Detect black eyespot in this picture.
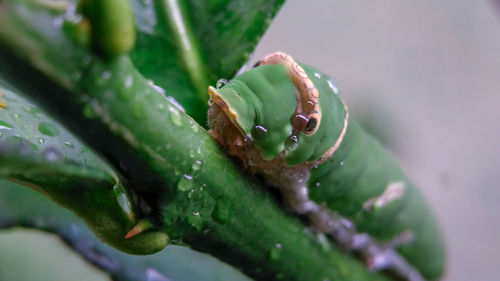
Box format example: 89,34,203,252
304,117,317,132
252,61,261,68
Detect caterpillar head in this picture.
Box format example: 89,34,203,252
208,54,348,168
208,64,296,165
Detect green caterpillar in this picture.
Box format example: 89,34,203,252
208,52,445,281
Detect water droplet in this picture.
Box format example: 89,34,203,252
212,199,233,224
192,160,202,170
216,79,228,89
191,124,199,133
146,80,163,94
340,161,344,166
188,189,196,198
145,268,170,281
167,96,185,112
187,210,202,229
124,74,134,88
95,71,111,86
189,121,199,133
64,141,74,148
13,113,21,119
0,120,13,130
38,122,60,137
315,182,321,187
44,148,61,162
118,75,135,100
101,71,112,80
314,72,321,79
168,105,182,126
304,101,315,111
251,125,268,140
285,135,299,152
291,114,308,131
177,174,193,192
37,138,45,144
115,190,134,221
269,244,282,260
158,103,165,110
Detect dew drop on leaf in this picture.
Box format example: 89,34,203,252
44,148,61,162
192,160,202,171
177,174,193,192
269,243,282,261
216,79,228,89
168,105,182,126
124,74,134,89
64,141,74,148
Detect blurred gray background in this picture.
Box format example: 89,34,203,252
1,0,499,280
253,0,500,280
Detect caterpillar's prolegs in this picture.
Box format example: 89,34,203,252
280,181,425,281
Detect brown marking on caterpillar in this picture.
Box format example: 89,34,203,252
363,182,406,211
257,52,321,135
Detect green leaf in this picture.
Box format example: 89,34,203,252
129,0,285,124
0,179,251,281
